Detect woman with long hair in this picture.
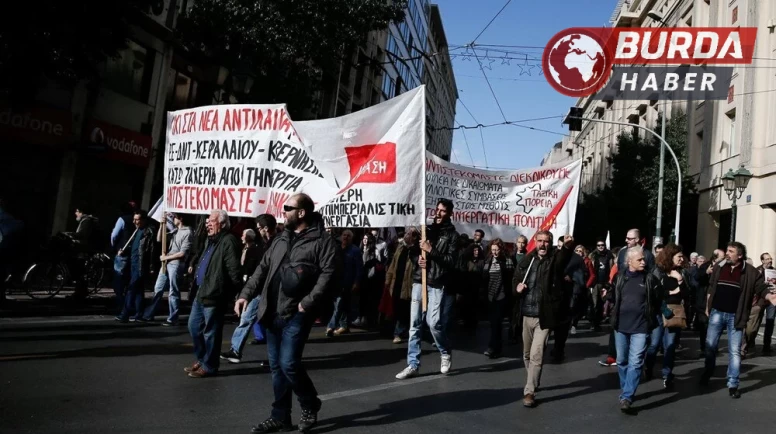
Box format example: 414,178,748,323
645,243,688,388
355,232,384,328
482,238,515,358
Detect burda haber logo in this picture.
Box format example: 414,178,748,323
542,27,757,100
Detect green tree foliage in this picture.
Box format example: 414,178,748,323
177,0,407,117
574,110,697,249
0,1,155,100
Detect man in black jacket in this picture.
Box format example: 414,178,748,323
236,194,339,434
395,198,460,380
610,246,663,413
184,210,242,378
513,230,574,408
590,239,615,331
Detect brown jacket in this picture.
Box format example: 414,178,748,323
385,243,414,301
707,261,769,329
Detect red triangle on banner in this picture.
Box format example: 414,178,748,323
526,185,574,254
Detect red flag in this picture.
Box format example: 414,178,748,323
526,186,575,253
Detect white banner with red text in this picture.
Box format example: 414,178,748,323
162,86,425,227
424,152,582,242
295,86,425,228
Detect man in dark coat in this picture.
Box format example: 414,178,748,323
513,231,574,408
236,194,340,433
184,210,243,378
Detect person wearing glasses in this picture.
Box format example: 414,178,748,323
236,194,339,433
617,229,655,272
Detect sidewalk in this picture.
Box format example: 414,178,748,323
0,289,192,320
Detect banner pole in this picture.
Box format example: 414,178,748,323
421,224,427,313
161,210,168,275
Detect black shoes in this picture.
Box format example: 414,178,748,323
220,349,242,364
298,409,318,432
619,399,633,414
729,388,741,399
250,418,293,433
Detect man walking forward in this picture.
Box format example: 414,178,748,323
395,198,460,379
513,231,574,408
236,194,339,433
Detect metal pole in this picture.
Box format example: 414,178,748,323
570,116,682,243
656,102,666,242
730,196,737,242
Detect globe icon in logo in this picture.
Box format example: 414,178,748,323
542,29,612,97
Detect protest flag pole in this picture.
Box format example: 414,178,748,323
161,211,168,275
421,224,428,313
120,228,139,255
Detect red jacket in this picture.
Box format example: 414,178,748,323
584,257,596,287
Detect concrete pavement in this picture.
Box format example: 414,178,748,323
1,317,775,433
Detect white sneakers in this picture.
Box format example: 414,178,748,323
396,355,452,380
441,354,452,374
395,366,420,380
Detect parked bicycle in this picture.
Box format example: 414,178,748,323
21,233,112,300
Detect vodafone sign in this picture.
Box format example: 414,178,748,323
85,119,152,167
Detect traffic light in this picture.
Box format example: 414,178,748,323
563,107,584,132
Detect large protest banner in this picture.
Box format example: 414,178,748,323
425,152,582,242
163,104,336,218
162,87,426,228
295,86,426,228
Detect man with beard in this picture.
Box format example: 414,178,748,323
236,194,339,433
514,230,574,408
617,229,655,272
395,198,460,379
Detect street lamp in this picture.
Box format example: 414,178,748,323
647,10,671,247
231,65,256,96
722,165,753,242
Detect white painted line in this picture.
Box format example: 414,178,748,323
319,357,519,401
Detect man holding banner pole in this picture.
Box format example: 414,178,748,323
513,231,575,408
396,198,459,380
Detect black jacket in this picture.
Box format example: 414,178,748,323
610,269,663,332
240,213,340,322
706,261,769,329
192,231,243,307
590,249,614,286
512,245,574,330
412,220,460,289
122,226,155,277
242,243,263,279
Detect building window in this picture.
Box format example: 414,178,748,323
102,40,155,102
726,110,736,157
382,74,395,100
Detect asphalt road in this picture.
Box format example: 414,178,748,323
1,315,774,434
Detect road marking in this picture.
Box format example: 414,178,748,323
0,353,57,361
319,357,519,401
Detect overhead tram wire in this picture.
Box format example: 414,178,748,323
470,0,513,44
457,98,489,168
455,120,477,165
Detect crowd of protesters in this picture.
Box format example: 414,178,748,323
3,195,776,430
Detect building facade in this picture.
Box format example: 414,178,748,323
315,1,456,160
540,0,776,260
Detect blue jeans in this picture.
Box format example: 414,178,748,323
614,331,648,402
327,289,350,329
645,315,678,380
119,273,145,320
188,300,225,373
266,312,321,422
704,308,743,388
407,283,453,369
231,297,262,354
143,262,181,322
394,320,408,338
113,256,129,313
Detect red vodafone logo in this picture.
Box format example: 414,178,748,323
542,28,613,98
